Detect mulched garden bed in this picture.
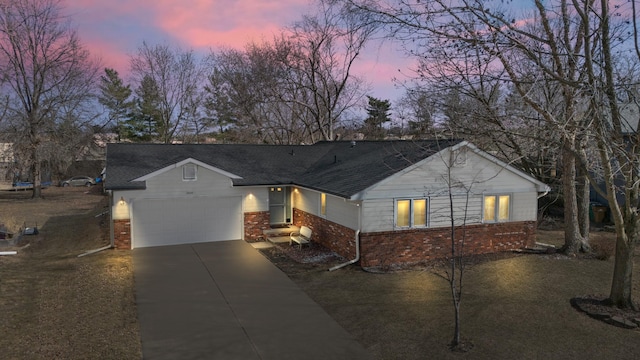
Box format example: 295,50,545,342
571,295,640,330
272,241,345,263
258,240,347,273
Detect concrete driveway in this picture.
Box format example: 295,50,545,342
133,240,371,360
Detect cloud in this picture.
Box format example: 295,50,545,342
67,0,402,98
115,0,311,50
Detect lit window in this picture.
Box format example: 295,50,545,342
396,198,428,228
484,196,496,221
498,195,510,221
413,199,427,227
484,195,510,222
183,164,197,181
397,200,410,227
321,193,326,216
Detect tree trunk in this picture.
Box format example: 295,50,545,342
32,159,42,199
30,126,43,199
609,219,638,310
561,147,588,254
452,296,460,347
576,156,590,243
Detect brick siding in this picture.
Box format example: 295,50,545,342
293,208,356,259
113,219,131,249
244,211,270,242
114,206,536,268
359,221,537,268
292,208,536,268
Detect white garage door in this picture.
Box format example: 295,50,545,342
131,196,242,248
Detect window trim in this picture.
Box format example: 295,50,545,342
182,164,197,181
395,198,429,229
483,194,511,223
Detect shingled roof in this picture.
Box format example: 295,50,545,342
105,139,463,198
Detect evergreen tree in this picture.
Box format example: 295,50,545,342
126,75,162,142
98,68,133,141
364,96,391,139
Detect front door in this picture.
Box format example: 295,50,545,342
269,187,289,224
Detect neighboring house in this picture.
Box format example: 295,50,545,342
590,102,639,210
76,133,118,161
105,140,550,268
0,143,14,190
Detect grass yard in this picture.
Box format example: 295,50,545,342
0,186,141,359
263,230,640,360
1,187,638,359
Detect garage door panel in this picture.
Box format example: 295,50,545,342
132,196,242,248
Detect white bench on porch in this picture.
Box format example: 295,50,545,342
290,226,312,249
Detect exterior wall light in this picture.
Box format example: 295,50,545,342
119,197,125,205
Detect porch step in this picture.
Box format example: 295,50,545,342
262,225,299,237
262,225,298,245
267,236,291,245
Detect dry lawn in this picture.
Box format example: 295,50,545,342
264,229,640,360
0,186,141,359
2,187,639,360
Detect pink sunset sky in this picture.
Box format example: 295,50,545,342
67,0,411,102
67,0,635,105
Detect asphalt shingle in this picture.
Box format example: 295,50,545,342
105,139,463,198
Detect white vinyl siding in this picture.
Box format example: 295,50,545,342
363,148,531,200
361,199,394,232
294,188,359,229
295,188,320,214
426,195,483,228
112,166,269,247
135,165,267,211
360,147,542,232
511,192,538,221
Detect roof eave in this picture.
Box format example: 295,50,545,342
105,181,147,191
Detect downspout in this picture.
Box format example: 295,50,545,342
537,189,550,199
78,245,112,257
329,201,362,271
78,191,115,257
109,191,115,248
329,230,360,271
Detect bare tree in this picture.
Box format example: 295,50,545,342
439,148,476,350
587,0,639,310
421,142,514,350
0,0,99,198
286,0,375,142
207,40,311,144
130,42,205,144
345,0,596,251
204,0,373,144
396,88,437,137
344,0,638,309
